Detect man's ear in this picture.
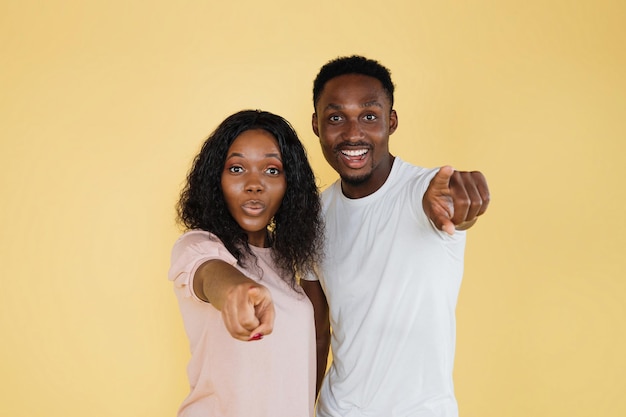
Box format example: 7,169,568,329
389,109,398,135
312,112,320,137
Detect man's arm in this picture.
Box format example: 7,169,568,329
422,165,490,234
301,279,330,396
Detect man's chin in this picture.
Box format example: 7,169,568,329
340,172,372,187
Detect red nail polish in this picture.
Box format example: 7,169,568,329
249,333,263,341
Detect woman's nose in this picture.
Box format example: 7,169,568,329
245,173,263,193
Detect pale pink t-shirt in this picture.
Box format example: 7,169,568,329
168,230,316,417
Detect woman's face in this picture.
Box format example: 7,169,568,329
221,129,287,247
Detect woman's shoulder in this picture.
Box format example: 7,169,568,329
175,229,220,245
172,230,232,262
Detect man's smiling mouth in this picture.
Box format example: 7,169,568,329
340,149,368,160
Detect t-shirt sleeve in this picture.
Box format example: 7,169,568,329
168,231,238,300
300,265,320,282
408,166,439,220
410,166,439,205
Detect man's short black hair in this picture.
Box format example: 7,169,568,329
313,55,395,110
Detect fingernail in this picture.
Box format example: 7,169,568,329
249,333,263,341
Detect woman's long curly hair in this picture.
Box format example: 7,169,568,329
177,110,324,287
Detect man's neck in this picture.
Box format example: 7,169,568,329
341,154,395,199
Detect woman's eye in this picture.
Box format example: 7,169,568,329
228,166,244,173
266,167,281,175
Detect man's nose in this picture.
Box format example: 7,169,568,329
343,119,364,141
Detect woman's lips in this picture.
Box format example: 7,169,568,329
241,200,266,216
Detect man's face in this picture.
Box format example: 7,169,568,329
312,74,397,198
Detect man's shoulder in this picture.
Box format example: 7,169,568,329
320,179,341,200
394,157,428,175
391,157,437,187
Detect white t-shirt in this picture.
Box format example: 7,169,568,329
308,158,466,417
169,230,316,417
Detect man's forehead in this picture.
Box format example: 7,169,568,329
322,100,384,111
321,76,387,98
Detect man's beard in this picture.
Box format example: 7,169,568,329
340,171,372,186
337,151,375,186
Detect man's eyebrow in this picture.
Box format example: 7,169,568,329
324,103,343,111
361,101,383,109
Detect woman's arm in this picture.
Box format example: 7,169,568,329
193,259,275,341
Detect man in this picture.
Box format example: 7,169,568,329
302,55,490,417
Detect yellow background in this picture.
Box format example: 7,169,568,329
2,1,625,416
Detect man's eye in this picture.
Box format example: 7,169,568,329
329,115,342,122
364,114,377,121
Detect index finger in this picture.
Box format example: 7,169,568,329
248,303,275,341
246,286,275,340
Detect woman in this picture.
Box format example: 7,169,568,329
169,110,329,417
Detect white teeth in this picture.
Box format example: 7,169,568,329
341,149,368,157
